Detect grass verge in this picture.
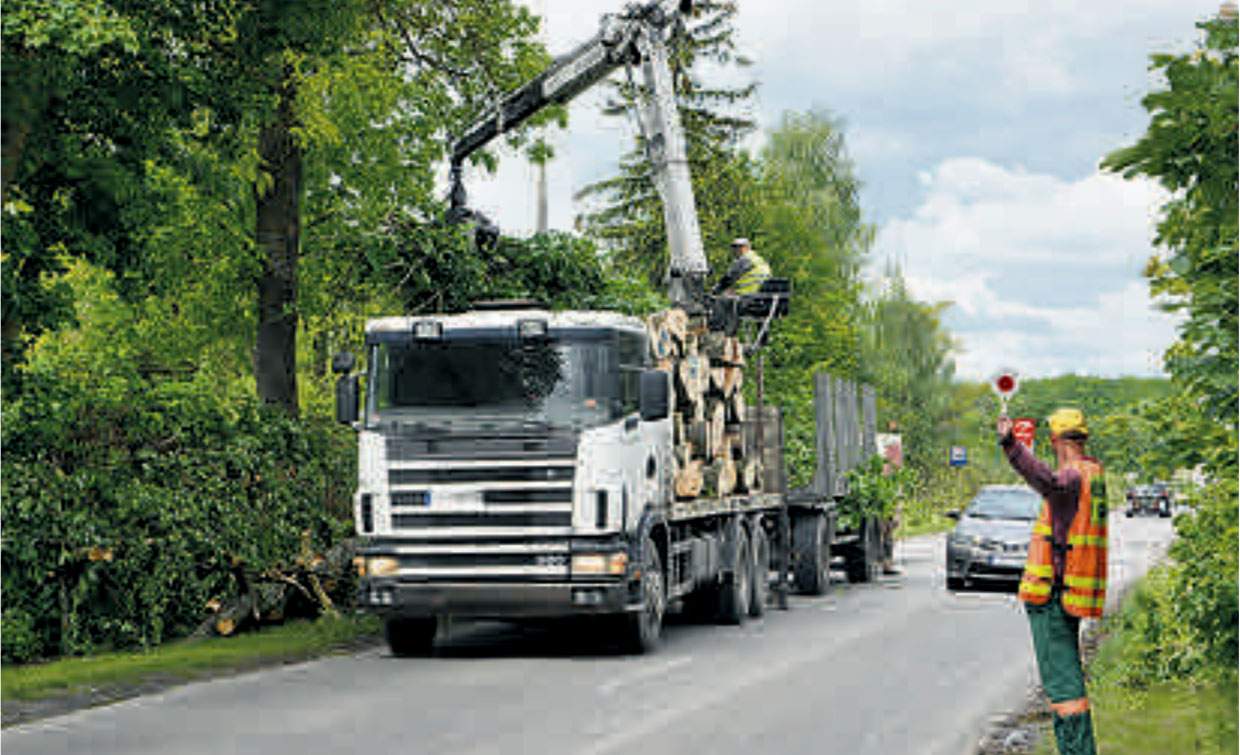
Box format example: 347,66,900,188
1,614,381,706
1031,680,1237,755
1031,574,1238,755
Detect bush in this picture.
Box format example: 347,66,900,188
1100,478,1238,687
1,368,355,662
838,455,910,531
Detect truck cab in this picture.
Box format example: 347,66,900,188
343,305,672,651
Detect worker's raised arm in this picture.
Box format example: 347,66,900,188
999,430,1081,502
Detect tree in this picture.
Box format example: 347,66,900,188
859,264,957,473
576,0,756,283
1,1,242,392
1102,15,1238,438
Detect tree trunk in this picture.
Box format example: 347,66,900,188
254,70,302,415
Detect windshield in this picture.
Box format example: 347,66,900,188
365,329,644,431
965,489,1041,520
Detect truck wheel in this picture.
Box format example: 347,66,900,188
620,534,665,654
385,617,437,657
717,526,751,624
946,576,965,591
1125,509,1134,518
846,517,880,584
748,522,770,618
793,512,830,596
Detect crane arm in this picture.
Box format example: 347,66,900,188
448,0,710,303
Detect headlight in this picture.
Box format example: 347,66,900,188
366,556,400,577
572,552,628,576
948,533,980,547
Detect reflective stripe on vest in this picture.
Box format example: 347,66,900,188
734,251,771,294
1064,574,1107,590
1069,533,1107,547
1063,593,1106,611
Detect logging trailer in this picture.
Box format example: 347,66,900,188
333,0,889,655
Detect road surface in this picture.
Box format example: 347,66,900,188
3,513,1172,755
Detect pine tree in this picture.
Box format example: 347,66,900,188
575,1,757,284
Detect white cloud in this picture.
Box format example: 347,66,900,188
876,157,1179,380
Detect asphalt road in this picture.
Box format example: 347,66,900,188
4,513,1172,755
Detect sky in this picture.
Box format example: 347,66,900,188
457,0,1225,382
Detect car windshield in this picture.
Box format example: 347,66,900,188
965,489,1041,520
364,328,644,431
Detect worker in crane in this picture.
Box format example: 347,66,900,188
997,408,1106,755
713,238,770,296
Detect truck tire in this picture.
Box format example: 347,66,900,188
748,522,769,618
619,534,665,654
846,517,880,584
385,617,437,657
793,511,830,596
717,526,751,624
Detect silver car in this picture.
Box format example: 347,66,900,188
945,485,1041,591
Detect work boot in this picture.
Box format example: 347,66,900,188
1052,710,1096,755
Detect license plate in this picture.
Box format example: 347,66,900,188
989,554,1023,568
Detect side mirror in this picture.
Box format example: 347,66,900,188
336,374,359,425
944,510,961,520
639,370,670,422
331,351,356,375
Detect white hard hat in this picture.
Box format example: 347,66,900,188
731,237,750,248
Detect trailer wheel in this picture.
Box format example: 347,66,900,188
717,526,751,624
385,617,437,657
846,517,880,583
619,534,665,654
748,522,770,618
793,512,830,596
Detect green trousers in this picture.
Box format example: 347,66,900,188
1026,590,1097,755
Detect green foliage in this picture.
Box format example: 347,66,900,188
1,366,355,662
1102,16,1238,428
1165,478,1239,676
859,266,956,473
1095,479,1238,690
749,112,873,490
838,456,911,531
1,268,355,662
576,0,756,283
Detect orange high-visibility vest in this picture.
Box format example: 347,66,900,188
1018,457,1108,618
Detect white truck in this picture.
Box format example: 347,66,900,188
333,0,887,655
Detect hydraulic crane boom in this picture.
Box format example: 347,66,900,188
448,0,709,304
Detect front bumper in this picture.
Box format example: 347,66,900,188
358,578,632,619
946,542,1026,583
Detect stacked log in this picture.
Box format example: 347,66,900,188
648,308,760,501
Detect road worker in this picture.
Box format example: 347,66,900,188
997,408,1106,755
713,238,770,295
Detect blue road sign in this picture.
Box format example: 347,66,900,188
949,445,968,467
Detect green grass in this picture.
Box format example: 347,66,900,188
1,614,381,704
1031,680,1238,755
1031,576,1239,755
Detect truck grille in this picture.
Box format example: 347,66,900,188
391,512,572,529
389,466,574,485
380,434,579,580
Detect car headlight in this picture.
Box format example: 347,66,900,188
948,533,979,547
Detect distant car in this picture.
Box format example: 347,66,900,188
1126,483,1172,518
945,485,1041,591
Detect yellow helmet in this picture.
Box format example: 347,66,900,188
1048,408,1088,438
